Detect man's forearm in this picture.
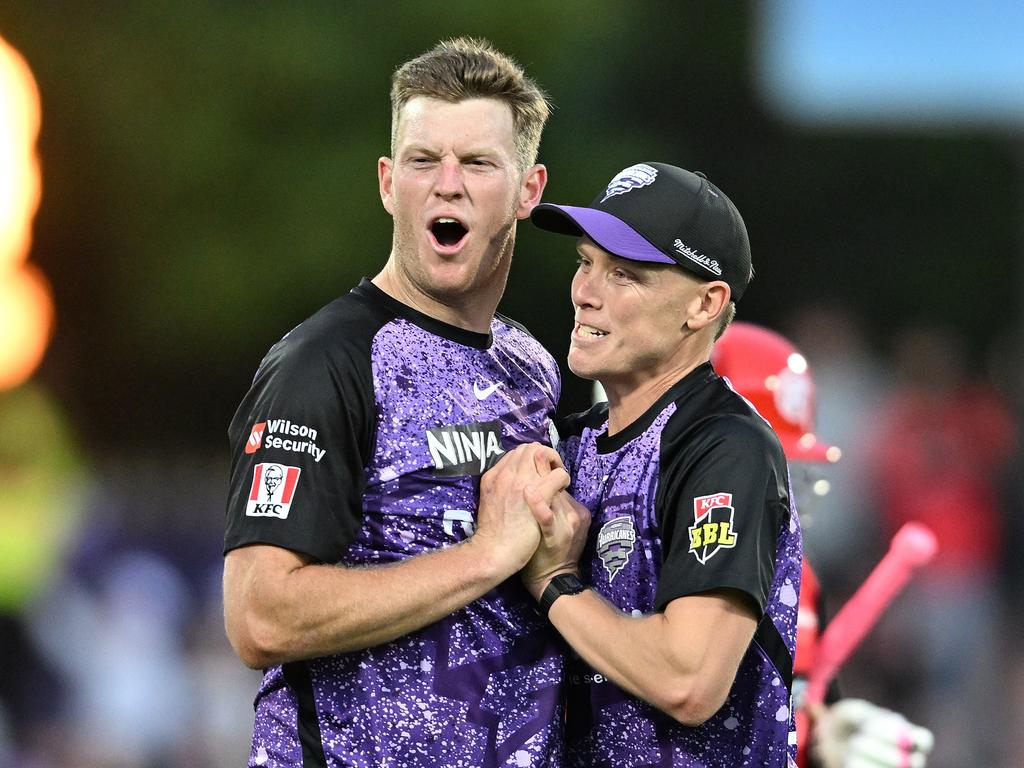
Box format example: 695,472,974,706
546,588,756,725
547,590,687,707
225,538,513,668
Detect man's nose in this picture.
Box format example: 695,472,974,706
571,270,602,311
434,160,464,200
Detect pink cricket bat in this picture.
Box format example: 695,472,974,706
805,521,938,706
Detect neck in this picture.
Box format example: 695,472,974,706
603,355,708,436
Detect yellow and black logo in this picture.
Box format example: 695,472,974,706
688,492,739,564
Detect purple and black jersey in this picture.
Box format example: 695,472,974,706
558,363,802,768
225,279,565,767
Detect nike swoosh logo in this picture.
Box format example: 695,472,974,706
473,382,502,400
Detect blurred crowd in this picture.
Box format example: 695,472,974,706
1,305,1023,768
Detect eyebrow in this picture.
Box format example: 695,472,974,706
401,145,442,158
575,243,632,267
401,145,503,161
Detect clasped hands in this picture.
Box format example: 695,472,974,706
478,442,591,599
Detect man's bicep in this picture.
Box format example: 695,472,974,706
654,418,787,613
662,588,758,670
224,345,373,563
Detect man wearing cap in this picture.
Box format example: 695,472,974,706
514,162,802,766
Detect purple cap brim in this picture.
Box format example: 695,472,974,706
532,204,675,264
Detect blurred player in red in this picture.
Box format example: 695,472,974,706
712,322,934,768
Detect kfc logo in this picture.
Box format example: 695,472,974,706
245,463,301,519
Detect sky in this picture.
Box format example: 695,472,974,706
758,0,1024,127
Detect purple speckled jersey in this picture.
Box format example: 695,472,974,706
557,363,802,768
225,279,565,767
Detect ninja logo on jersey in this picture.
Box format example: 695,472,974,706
426,420,505,476
246,463,301,519
688,492,738,564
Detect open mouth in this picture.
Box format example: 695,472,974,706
576,323,608,338
430,217,469,249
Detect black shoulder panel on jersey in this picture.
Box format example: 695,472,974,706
655,371,787,532
652,368,791,615
224,279,398,563
494,311,533,338
557,401,609,440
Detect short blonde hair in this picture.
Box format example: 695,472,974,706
390,37,552,169
714,302,736,341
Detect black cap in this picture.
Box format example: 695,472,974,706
531,162,752,301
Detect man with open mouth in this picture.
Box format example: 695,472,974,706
223,38,572,768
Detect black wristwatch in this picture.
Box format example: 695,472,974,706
538,573,588,618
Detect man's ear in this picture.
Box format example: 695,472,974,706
686,281,731,330
378,156,395,215
515,163,548,220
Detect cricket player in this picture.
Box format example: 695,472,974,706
514,162,803,766
222,38,572,767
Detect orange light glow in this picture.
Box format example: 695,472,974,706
0,35,41,272
0,264,53,390
0,33,51,390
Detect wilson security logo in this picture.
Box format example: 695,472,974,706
597,516,636,581
244,418,326,462
601,163,658,202
246,463,301,519
426,420,505,476
688,492,738,564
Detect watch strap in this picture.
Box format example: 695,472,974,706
538,573,587,618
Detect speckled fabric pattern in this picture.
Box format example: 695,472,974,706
246,312,564,768
558,368,802,768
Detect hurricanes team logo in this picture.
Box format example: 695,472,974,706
600,163,658,202
688,492,738,564
597,516,637,581
245,463,301,519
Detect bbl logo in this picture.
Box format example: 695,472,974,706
245,463,301,519
688,492,738,564
597,516,636,581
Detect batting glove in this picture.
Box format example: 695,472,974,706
812,698,934,768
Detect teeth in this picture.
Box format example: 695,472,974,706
578,324,608,337
436,217,459,224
